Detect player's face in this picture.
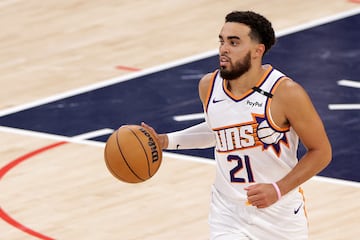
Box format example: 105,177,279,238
220,51,251,80
218,22,253,80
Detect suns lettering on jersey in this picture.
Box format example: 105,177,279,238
213,113,289,156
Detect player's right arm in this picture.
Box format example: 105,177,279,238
142,73,215,150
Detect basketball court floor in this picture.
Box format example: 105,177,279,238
0,1,359,239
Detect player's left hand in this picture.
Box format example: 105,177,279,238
245,183,279,208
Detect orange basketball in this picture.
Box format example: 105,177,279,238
104,125,162,183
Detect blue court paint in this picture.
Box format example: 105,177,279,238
1,14,359,182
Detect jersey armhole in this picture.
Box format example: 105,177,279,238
204,70,218,113
266,77,290,132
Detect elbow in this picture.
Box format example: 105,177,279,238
322,142,332,168
309,141,332,170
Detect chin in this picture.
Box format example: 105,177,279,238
220,65,230,73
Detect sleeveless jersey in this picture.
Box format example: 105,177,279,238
204,65,299,200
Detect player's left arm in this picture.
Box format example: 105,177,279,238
276,79,332,196
246,78,332,208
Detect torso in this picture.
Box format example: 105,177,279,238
202,65,300,199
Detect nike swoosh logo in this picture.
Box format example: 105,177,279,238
294,203,303,214
212,98,226,104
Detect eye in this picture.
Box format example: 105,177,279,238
231,41,238,46
219,39,225,45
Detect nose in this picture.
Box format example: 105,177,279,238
219,43,229,55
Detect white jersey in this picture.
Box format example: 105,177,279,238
204,65,299,200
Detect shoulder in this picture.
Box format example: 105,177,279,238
273,77,318,124
199,71,217,104
274,77,310,104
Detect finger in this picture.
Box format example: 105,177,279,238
141,122,163,145
247,193,263,207
249,198,267,208
244,183,259,192
141,122,156,134
247,194,261,203
248,199,260,207
255,203,267,209
246,188,260,198
256,201,269,208
141,122,150,129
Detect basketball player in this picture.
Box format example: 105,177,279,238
142,11,332,240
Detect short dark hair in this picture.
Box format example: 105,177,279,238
225,11,276,55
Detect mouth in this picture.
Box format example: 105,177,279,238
219,56,230,68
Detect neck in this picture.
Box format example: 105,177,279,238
226,65,268,96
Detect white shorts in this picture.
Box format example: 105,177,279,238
208,185,308,240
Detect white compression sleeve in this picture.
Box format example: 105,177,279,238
166,122,216,150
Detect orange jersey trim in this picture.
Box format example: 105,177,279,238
223,65,273,101
204,70,219,112
266,77,290,132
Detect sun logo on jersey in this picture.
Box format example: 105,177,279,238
255,116,288,156
214,114,288,157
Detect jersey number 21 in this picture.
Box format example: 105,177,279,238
227,155,255,183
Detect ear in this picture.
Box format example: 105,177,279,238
253,43,265,58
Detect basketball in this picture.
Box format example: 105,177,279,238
104,125,162,183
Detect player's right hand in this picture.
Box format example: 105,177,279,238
141,122,169,149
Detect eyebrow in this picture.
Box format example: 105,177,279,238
218,35,241,40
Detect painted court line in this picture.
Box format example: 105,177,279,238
338,79,360,88
0,141,65,240
115,65,141,71
1,135,359,240
0,124,359,238
328,104,360,110
168,150,360,188
0,8,359,118
328,79,359,110
0,128,116,239
0,126,106,147
0,7,359,240
72,128,114,140
0,50,216,117
173,113,205,121
0,126,359,188
275,7,360,37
